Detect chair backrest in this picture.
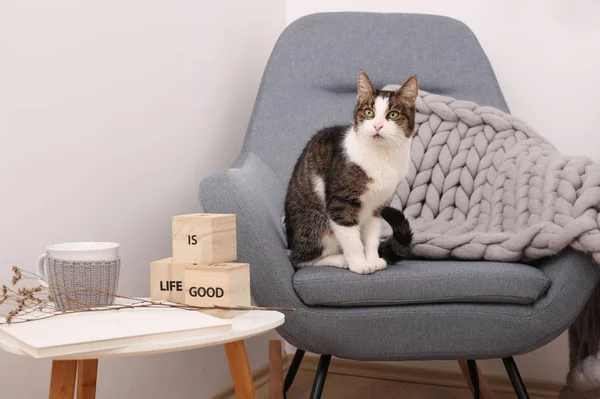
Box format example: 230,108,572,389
241,12,509,184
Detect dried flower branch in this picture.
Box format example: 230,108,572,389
11,266,22,285
0,267,294,326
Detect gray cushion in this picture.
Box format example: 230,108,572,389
294,260,550,306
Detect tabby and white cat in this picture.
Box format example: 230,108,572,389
285,71,416,274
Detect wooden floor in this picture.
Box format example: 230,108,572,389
256,370,546,399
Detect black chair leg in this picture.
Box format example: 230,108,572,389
467,360,480,399
309,355,332,399
283,349,305,397
503,357,530,399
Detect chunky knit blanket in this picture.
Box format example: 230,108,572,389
382,88,600,265
382,86,600,398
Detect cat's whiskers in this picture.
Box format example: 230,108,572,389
383,133,411,154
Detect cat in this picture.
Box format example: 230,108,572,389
284,70,416,274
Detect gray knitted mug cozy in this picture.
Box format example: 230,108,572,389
46,256,120,310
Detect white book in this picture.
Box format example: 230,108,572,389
0,305,232,359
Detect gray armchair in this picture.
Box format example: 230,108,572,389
200,13,600,398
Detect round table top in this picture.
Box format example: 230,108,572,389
0,310,285,360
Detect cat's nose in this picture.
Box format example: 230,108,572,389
374,123,383,132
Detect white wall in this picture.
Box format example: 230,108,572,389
287,0,600,160
286,0,600,383
0,1,284,398
1,0,596,394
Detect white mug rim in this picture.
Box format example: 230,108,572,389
46,242,120,252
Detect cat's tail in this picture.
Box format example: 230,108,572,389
378,206,413,264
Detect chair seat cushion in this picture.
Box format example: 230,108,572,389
293,259,551,306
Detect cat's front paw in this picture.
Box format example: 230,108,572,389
368,257,388,271
349,257,386,275
349,261,375,274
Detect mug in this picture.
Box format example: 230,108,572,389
37,242,119,287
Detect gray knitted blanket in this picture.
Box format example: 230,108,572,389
382,87,600,398
384,88,600,265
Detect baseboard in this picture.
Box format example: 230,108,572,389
211,356,290,399
299,355,563,398
213,354,564,398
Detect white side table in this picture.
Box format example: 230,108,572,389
0,309,284,399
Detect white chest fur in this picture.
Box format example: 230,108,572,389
344,128,411,218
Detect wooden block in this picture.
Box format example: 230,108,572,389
184,263,250,309
150,258,172,302
150,257,195,304
172,213,236,264
151,258,250,317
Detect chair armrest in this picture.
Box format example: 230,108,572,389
199,152,303,310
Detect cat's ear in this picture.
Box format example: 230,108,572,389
357,70,376,103
395,75,419,106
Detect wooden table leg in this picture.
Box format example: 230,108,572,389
458,360,496,399
49,360,77,399
224,340,256,399
269,340,283,399
77,359,99,399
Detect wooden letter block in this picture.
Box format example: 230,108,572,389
172,213,236,264
150,257,188,304
185,263,250,309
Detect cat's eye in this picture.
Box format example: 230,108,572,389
387,111,400,120
363,109,375,119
